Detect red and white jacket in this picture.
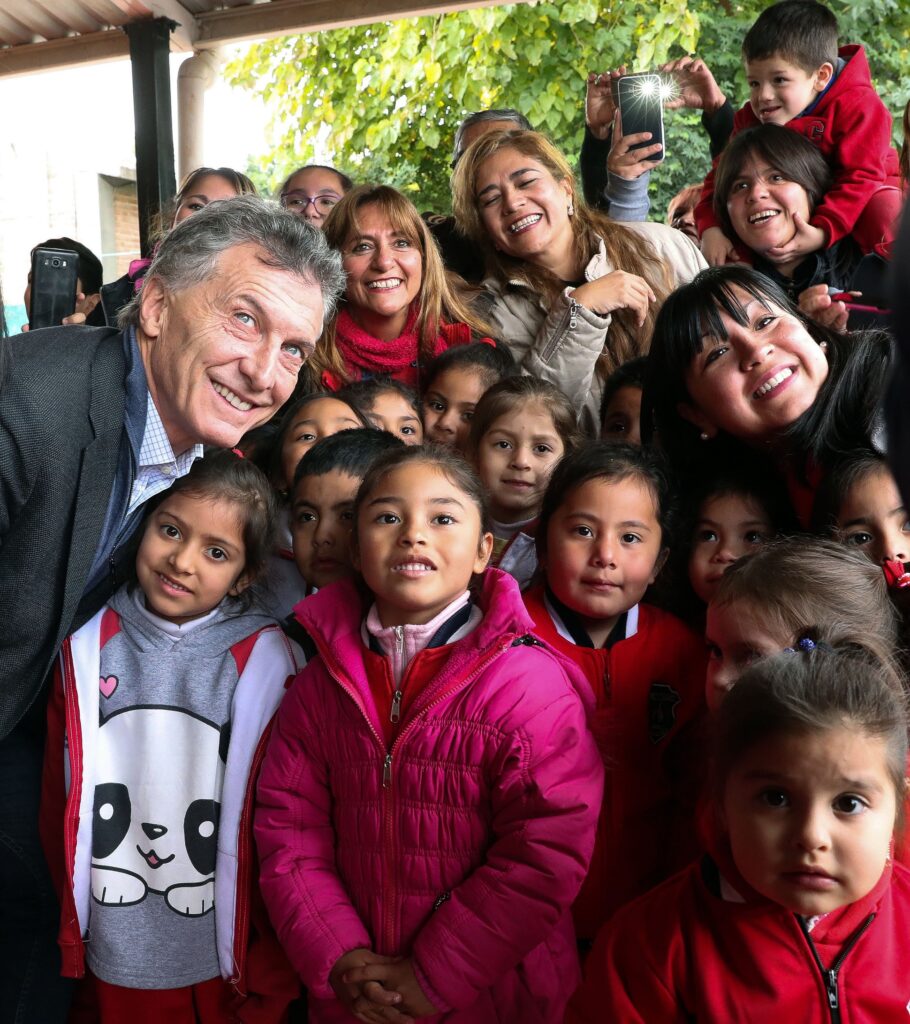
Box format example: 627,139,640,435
40,604,298,1011
568,846,910,1023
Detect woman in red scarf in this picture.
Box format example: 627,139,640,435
312,184,493,390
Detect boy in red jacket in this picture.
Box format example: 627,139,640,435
697,0,901,266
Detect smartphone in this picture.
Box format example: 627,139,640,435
615,72,665,163
29,247,79,331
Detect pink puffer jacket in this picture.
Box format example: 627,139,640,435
254,569,603,1023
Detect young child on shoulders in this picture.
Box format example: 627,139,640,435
43,450,300,1021
261,392,367,620
421,341,517,452
468,376,579,590
600,356,646,445
287,426,404,605
523,442,708,940
697,0,902,264
255,444,603,1023
336,376,424,445
570,646,910,1022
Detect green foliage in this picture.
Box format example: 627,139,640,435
226,0,910,220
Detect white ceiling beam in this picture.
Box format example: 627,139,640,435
195,0,533,47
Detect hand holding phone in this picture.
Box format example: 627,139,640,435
613,73,666,164
28,248,79,331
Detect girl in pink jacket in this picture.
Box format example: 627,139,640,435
254,445,603,1023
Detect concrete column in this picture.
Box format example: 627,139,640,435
177,50,221,183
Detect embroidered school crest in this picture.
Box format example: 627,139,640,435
648,683,681,744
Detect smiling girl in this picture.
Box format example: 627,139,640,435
43,451,299,1022
255,445,602,1023
645,265,893,526
570,647,910,1023
311,185,493,389
524,443,708,940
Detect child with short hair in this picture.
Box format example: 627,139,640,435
570,647,910,1022
697,0,902,263
524,443,708,939
599,357,646,445
43,450,299,1022
336,376,424,444
255,444,602,1023
289,427,405,597
468,376,579,589
421,341,517,452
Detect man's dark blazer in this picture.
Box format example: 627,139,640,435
0,325,128,738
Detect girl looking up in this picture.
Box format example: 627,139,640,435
255,445,602,1024
43,451,299,1021
570,648,910,1023
468,376,579,589
336,376,424,445
524,443,707,939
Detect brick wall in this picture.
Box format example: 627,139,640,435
112,183,140,278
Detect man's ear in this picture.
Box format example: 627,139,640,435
138,276,167,339
677,402,718,439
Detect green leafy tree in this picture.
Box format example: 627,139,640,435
227,0,910,218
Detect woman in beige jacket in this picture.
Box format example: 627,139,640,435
452,130,706,435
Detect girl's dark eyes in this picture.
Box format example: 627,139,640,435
620,533,641,544
696,528,719,543
533,444,554,455
845,531,873,546
401,425,417,435
834,794,866,815
296,511,317,524
754,315,777,330
759,788,789,808
376,512,400,525
432,514,456,525
572,525,594,538
162,524,181,539
493,439,512,449
744,530,766,544
296,432,317,443
704,345,728,365
207,547,227,561
427,400,445,412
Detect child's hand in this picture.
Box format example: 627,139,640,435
765,212,827,262
700,227,740,266
330,947,405,1020
572,271,657,326
659,55,726,115
343,956,438,1020
586,67,626,140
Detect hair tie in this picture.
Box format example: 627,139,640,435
230,448,245,459
784,636,833,654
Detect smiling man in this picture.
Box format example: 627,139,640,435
0,194,344,1021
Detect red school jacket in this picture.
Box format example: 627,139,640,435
523,587,707,939
696,45,901,247
568,850,910,1023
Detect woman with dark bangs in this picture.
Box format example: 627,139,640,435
643,266,891,526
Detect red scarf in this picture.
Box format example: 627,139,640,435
331,303,472,389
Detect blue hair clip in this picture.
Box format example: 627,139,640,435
784,636,818,654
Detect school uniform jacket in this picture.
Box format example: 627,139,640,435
40,602,298,1012
567,851,910,1023
523,586,707,938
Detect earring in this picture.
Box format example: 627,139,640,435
699,432,709,441
819,341,828,352
567,200,575,217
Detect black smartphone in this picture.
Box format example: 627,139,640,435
615,72,665,163
29,247,79,331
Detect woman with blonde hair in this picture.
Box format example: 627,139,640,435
311,184,493,389
451,130,706,434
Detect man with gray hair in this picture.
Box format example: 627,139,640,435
0,194,344,1021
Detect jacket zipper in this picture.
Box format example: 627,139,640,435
390,626,404,725
797,913,875,1022
60,642,87,973
539,301,573,363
